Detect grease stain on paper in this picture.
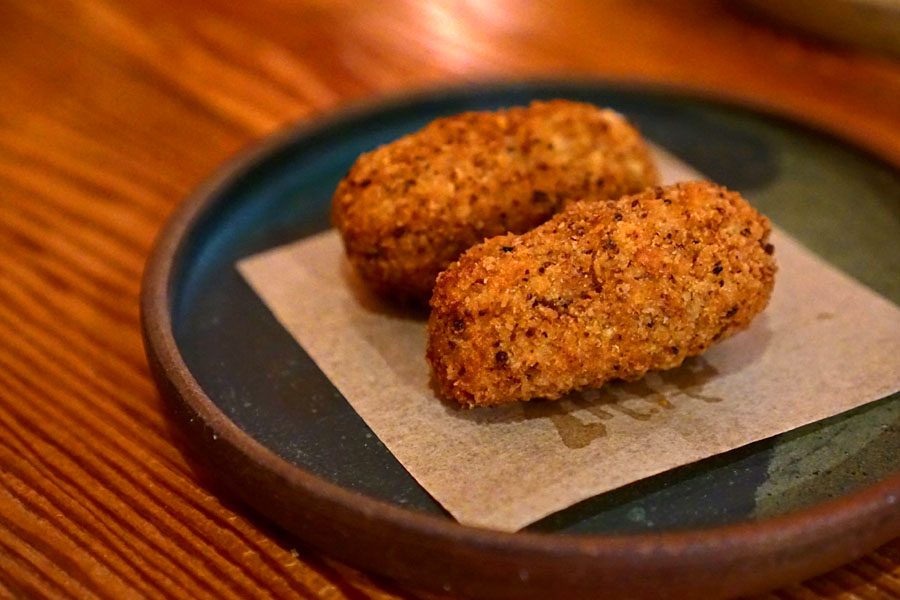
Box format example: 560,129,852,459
523,357,722,449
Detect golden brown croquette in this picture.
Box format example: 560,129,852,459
426,181,776,407
332,100,659,302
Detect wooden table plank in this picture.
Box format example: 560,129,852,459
1,0,899,598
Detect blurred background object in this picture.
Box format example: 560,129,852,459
736,0,900,57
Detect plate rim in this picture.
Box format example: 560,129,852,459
141,77,900,600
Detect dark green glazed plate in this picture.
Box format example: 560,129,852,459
142,80,900,600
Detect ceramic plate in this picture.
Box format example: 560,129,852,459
142,80,900,600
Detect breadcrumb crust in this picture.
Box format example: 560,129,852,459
332,100,659,302
426,181,776,407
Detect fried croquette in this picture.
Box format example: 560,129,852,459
426,181,776,407
332,100,659,302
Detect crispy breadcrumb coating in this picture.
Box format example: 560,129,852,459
332,100,659,302
426,181,776,407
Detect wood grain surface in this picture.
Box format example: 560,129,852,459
1,0,899,598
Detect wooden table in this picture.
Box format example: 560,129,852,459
2,1,899,597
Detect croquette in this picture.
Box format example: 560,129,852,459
426,181,776,407
332,100,659,302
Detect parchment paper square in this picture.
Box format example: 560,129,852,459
237,149,900,531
